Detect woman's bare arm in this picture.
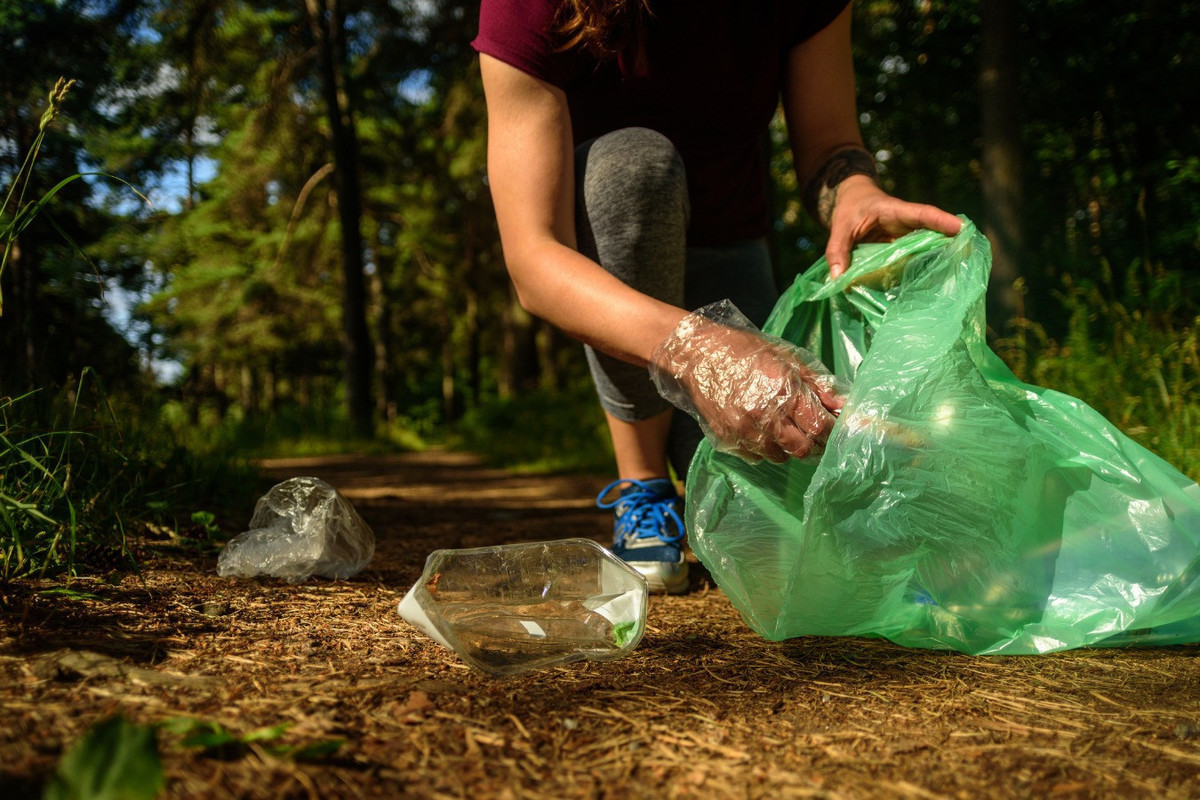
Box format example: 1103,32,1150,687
783,5,960,277
480,53,686,367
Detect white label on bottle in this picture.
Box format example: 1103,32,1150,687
587,592,637,626
520,620,547,638
397,585,454,651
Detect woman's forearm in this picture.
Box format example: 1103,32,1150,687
504,237,687,368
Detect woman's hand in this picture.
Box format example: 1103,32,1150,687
823,175,962,278
781,6,961,280
650,301,846,463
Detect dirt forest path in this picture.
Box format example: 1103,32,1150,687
4,450,1200,799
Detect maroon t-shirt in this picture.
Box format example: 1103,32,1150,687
473,0,850,245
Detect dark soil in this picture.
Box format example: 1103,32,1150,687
3,450,1200,799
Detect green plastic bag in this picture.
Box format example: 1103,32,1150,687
686,217,1200,654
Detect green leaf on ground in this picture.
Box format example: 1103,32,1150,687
162,717,341,762
43,715,163,800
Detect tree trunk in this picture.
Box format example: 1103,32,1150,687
465,285,481,410
980,0,1027,335
1,118,40,392
2,240,27,391
370,260,396,427
500,286,538,399
212,362,231,419
298,372,312,409
536,321,561,392
304,0,374,438
263,362,277,412
240,363,256,414
184,118,196,212
441,332,457,423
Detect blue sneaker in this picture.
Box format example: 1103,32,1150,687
597,478,689,594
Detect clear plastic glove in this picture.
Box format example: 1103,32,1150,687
650,300,847,463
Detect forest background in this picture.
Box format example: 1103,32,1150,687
1,0,1198,579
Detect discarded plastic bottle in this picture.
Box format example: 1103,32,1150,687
398,538,649,677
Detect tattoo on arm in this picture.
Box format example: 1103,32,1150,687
803,148,878,228
817,183,840,229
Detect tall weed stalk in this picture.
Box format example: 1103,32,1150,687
0,77,148,314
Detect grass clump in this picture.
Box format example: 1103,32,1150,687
1,372,263,582
452,383,613,474
156,399,425,461
998,260,1200,481
157,400,424,462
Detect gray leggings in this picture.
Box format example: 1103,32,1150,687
574,127,779,479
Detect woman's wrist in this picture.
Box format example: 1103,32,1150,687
802,148,878,228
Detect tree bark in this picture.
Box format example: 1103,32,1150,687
465,284,481,410
263,362,277,413
304,0,374,438
442,332,458,423
500,285,538,398
980,0,1027,334
2,114,40,392
370,259,396,427
536,322,561,392
240,362,256,414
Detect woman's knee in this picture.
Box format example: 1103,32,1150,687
577,127,688,215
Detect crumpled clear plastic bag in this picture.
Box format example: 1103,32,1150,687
686,217,1200,654
650,300,847,463
217,476,375,583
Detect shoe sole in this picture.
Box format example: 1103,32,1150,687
627,561,690,595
